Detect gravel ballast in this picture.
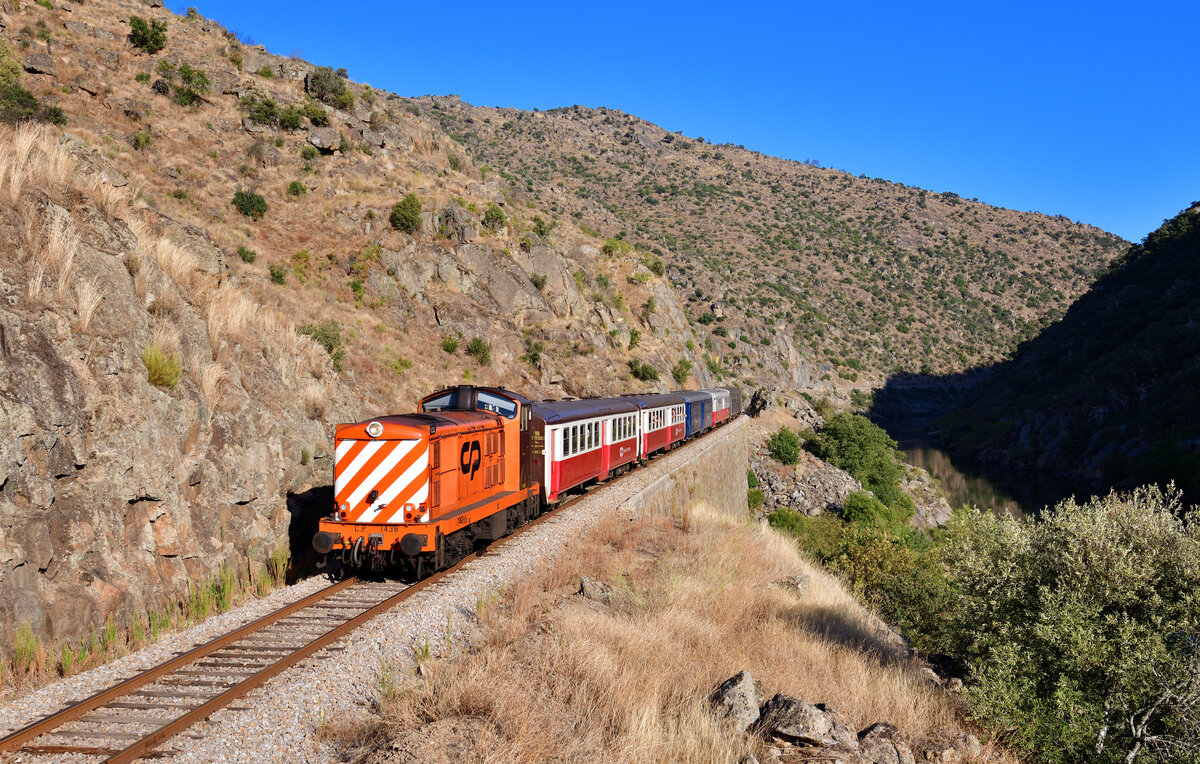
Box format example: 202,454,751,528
0,421,743,763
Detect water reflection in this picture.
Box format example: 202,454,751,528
898,442,1095,518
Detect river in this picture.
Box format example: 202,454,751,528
870,384,1097,517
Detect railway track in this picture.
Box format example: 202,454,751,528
0,422,731,763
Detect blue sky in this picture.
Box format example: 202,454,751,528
192,1,1198,241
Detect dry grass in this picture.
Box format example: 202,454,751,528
302,383,326,420
205,283,258,349
337,508,1006,764
74,278,103,331
199,363,227,408
0,124,74,205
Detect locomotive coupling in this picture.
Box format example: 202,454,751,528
312,531,338,555
400,533,427,556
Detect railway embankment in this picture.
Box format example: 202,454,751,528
0,417,750,762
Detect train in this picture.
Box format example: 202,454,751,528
311,385,743,575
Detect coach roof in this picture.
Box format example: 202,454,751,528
530,397,641,424
622,392,687,409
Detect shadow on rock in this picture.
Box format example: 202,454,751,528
287,485,331,583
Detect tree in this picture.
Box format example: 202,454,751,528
128,16,167,54
389,193,422,233
307,66,347,106
767,426,801,465
941,486,1200,763
809,413,912,516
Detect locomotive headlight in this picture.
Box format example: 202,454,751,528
366,421,384,438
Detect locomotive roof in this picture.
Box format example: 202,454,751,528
530,397,641,423
621,392,687,408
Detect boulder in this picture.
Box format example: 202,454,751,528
63,20,91,35
23,52,55,76
578,575,612,606
247,139,282,168
307,127,339,151
710,671,761,734
770,574,811,598
754,694,836,746
151,78,170,96
858,722,915,764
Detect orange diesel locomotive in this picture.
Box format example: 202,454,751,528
312,386,540,574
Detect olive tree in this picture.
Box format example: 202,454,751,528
941,485,1200,763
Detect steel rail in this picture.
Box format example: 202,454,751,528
0,577,361,754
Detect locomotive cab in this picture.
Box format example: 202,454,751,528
314,386,539,573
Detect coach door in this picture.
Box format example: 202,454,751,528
457,432,486,503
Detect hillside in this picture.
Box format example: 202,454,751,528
426,97,1127,388
938,203,1200,499
0,0,715,656
0,0,1125,658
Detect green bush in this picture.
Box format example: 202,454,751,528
482,203,506,231
769,508,844,561
300,101,328,126
809,413,913,518
308,66,347,106
628,359,659,382
143,344,181,388
286,181,306,197
128,16,167,54
389,193,422,233
840,490,904,532
0,84,39,124
440,336,459,354
939,487,1200,763
627,328,640,350
0,38,21,90
297,320,345,371
447,154,461,171
131,130,152,150
466,337,492,365
300,144,319,160
172,64,208,106
529,273,547,291
278,105,302,130
232,190,268,220
42,106,66,126
242,94,277,125
268,264,287,284
767,426,801,465
236,245,256,263
747,469,759,489
671,358,692,385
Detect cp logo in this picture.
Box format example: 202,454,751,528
460,440,482,479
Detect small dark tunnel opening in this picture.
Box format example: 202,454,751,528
286,485,332,583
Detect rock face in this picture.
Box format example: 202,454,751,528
858,722,916,764
752,448,862,519
0,134,363,649
23,52,55,76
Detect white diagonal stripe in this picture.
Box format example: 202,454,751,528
334,440,384,497
346,440,415,510
376,473,429,524
358,450,428,523
335,439,355,462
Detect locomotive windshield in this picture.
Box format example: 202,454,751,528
476,391,518,419
420,390,457,412
419,388,518,419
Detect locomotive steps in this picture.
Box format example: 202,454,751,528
0,418,749,762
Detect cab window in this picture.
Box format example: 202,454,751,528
476,390,518,419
